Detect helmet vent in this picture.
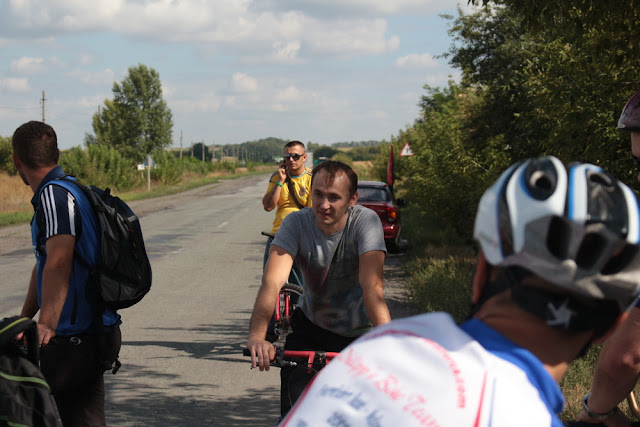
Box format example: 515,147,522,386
547,216,571,260
602,244,639,275
575,233,607,268
524,158,557,200
588,172,613,188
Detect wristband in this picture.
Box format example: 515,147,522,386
582,394,619,421
275,182,283,187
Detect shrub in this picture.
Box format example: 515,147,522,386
60,145,140,191
150,151,183,185
0,136,15,175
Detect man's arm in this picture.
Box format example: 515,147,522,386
262,167,287,211
247,244,294,370
578,307,640,425
359,250,391,326
37,234,75,346
21,264,40,319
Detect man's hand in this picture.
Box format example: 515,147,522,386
262,166,287,211
277,162,287,183
36,323,56,346
246,337,275,371
577,407,632,427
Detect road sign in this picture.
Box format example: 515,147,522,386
400,141,414,157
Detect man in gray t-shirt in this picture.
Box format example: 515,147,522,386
247,160,391,418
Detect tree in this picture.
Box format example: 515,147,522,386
0,136,15,174
445,3,639,181
87,64,173,162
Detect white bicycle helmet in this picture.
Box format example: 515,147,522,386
474,156,640,312
618,90,640,131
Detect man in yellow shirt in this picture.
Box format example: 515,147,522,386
262,140,312,234
261,141,312,336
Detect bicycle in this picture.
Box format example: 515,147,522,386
243,346,339,413
261,231,304,344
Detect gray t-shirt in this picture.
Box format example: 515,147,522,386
272,204,386,336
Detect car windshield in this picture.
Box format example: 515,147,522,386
357,187,390,202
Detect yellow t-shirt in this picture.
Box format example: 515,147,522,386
266,168,313,233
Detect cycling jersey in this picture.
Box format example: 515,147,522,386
280,312,564,427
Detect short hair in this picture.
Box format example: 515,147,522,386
12,121,59,169
284,140,305,152
311,160,358,198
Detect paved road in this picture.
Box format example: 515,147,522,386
0,173,415,426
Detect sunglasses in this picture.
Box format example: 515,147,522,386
284,153,304,161
633,154,640,169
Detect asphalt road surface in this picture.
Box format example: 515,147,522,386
0,173,416,426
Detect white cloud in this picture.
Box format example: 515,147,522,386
396,53,439,69
258,0,465,17
308,19,399,56
275,85,303,103
172,96,223,113
66,68,116,86
232,73,258,92
373,110,389,119
77,95,109,108
10,57,47,74
161,82,176,99
271,40,302,64
77,54,94,65
3,1,401,60
1,77,30,92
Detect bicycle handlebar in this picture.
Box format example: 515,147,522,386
243,347,339,371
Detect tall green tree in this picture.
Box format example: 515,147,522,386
88,64,173,163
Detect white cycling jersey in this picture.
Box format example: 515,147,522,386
280,312,565,427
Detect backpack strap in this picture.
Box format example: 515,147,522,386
285,175,306,210
37,176,93,268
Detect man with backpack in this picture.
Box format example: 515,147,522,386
12,120,122,426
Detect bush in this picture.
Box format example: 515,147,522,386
150,151,183,185
0,136,15,175
181,157,214,174
60,145,140,191
330,152,353,166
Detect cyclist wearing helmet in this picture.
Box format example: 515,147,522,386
579,90,640,427
280,156,640,427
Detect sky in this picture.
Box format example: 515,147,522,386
0,0,473,150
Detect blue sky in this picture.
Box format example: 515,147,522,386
0,0,473,150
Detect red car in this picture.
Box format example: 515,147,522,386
356,181,404,253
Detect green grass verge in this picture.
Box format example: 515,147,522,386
0,169,269,227
0,211,33,227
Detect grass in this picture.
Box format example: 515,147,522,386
0,173,33,226
400,203,640,422
0,166,272,227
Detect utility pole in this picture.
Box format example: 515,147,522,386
40,91,46,122
179,130,183,159
202,140,205,163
